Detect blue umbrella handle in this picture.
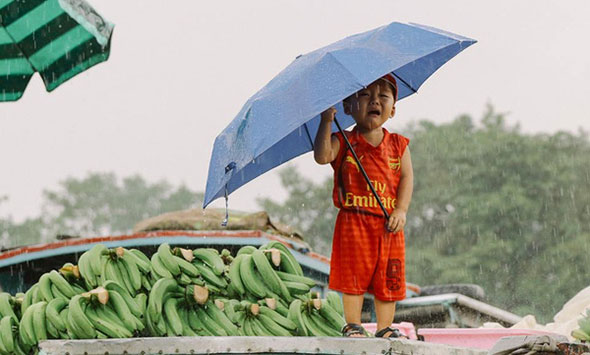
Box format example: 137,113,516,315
333,117,390,221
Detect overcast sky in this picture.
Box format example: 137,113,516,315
1,0,589,222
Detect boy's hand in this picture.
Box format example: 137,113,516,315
387,209,406,233
321,107,337,122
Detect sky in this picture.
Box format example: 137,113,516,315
1,0,589,222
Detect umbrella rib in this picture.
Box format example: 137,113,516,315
303,122,314,148
392,72,418,94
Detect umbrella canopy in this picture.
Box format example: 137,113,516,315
204,22,476,208
0,0,113,101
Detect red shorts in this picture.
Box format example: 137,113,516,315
328,210,406,301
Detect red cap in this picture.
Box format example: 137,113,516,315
381,73,398,101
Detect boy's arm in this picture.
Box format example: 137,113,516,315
313,107,341,164
388,147,414,233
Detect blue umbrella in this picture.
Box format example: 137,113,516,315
204,22,476,214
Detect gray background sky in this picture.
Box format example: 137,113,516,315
1,0,589,222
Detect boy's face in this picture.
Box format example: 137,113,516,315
343,80,396,132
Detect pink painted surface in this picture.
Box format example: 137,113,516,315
417,328,563,350
362,322,418,340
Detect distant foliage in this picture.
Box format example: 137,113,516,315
0,173,203,249
260,105,590,323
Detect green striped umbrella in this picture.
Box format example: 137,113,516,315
0,0,113,101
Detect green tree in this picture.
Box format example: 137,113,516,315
1,173,203,248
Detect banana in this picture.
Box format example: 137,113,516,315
262,241,303,276
288,299,308,336
249,316,273,336
204,301,239,335
45,298,68,332
318,299,346,332
301,310,327,337
107,289,138,333
157,244,181,276
163,297,183,336
177,306,197,336
32,301,48,341
228,254,246,295
147,278,181,323
87,305,133,338
223,299,240,323
19,301,38,346
151,253,174,279
193,249,225,276
31,283,43,304
241,317,255,336
186,305,210,336
77,251,98,288
257,313,292,336
21,285,34,315
141,274,153,291
45,315,60,339
326,291,344,316
0,293,18,323
135,293,148,316
67,295,96,339
239,255,267,298
193,260,228,288
0,316,15,353
251,249,284,295
177,273,193,286
38,273,55,302
170,255,199,278
275,271,316,288
283,281,310,295
48,270,77,298
236,245,257,256
195,305,227,336
50,284,69,301
145,310,163,337
113,259,136,296
102,280,142,318
128,248,152,274
87,244,108,276
308,310,340,336
119,252,143,293
259,305,297,331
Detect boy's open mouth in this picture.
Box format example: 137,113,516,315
368,109,381,116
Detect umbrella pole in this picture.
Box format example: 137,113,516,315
333,117,390,220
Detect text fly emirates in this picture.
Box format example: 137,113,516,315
343,180,396,210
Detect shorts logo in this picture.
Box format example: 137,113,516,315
388,157,401,171
386,258,402,291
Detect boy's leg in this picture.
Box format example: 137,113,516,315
374,298,396,331
342,293,365,336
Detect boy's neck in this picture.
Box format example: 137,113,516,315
358,127,385,147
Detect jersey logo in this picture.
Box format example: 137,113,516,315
388,157,401,171
345,155,363,172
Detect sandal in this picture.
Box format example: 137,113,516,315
341,323,368,337
375,326,408,339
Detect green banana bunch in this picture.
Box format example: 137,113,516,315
0,315,28,354
147,278,183,325
251,249,291,302
77,244,108,289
